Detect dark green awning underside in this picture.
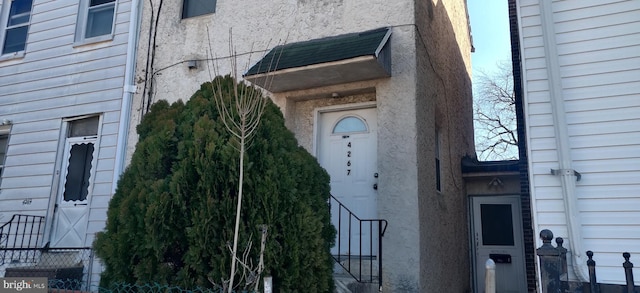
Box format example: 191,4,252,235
245,27,392,93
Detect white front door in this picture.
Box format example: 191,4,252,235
50,117,99,248
317,107,378,256
471,195,527,293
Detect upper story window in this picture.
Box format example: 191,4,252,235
182,0,216,19
1,0,34,55
75,0,116,43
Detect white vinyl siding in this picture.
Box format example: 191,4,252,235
518,0,640,285
0,0,131,285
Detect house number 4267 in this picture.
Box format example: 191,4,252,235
347,142,352,175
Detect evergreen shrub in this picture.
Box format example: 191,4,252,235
94,76,335,292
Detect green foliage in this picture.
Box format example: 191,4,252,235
94,76,335,292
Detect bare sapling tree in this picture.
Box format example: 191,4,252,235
206,29,282,293
474,61,518,161
208,226,268,291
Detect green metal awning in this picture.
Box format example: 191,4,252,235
245,27,392,93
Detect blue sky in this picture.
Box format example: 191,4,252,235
467,0,511,77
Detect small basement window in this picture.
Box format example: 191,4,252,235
182,0,216,19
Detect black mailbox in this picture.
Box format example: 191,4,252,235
489,253,512,264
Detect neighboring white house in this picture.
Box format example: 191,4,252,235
127,0,474,292
515,0,640,287
0,0,140,286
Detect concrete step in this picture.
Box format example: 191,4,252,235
334,256,379,280
333,260,380,293
333,275,380,293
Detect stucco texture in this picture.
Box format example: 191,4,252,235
127,0,473,291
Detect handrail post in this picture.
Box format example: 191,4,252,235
359,220,362,281
378,220,383,292
338,202,342,259
587,251,598,293
622,252,634,293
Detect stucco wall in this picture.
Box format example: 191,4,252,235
414,0,474,292
290,92,376,152
126,0,472,291
126,0,416,161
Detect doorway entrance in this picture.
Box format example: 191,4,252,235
50,116,99,248
471,195,527,293
317,106,378,256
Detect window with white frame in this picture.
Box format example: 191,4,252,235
75,0,116,43
0,125,10,188
182,0,216,19
1,0,34,55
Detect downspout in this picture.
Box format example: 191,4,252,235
112,0,141,193
538,0,589,282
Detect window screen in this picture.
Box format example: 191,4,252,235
63,143,94,201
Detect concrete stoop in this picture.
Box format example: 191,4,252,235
333,261,380,293
334,276,379,293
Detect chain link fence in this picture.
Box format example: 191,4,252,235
2,248,259,293
45,281,255,293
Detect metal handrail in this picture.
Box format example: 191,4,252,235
0,214,45,265
329,194,388,290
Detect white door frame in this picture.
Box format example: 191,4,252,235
314,101,378,256
47,115,102,248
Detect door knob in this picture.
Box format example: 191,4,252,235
373,183,378,190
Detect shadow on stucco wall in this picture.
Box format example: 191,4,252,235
414,1,475,292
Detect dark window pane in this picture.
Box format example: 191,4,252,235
90,0,115,7
63,143,94,201
481,204,515,246
69,117,99,137
435,158,441,191
0,135,7,159
8,0,33,25
3,26,28,53
182,0,216,19
85,4,115,38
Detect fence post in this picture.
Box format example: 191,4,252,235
485,258,496,293
587,251,599,293
556,237,569,292
537,229,562,293
622,252,634,293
